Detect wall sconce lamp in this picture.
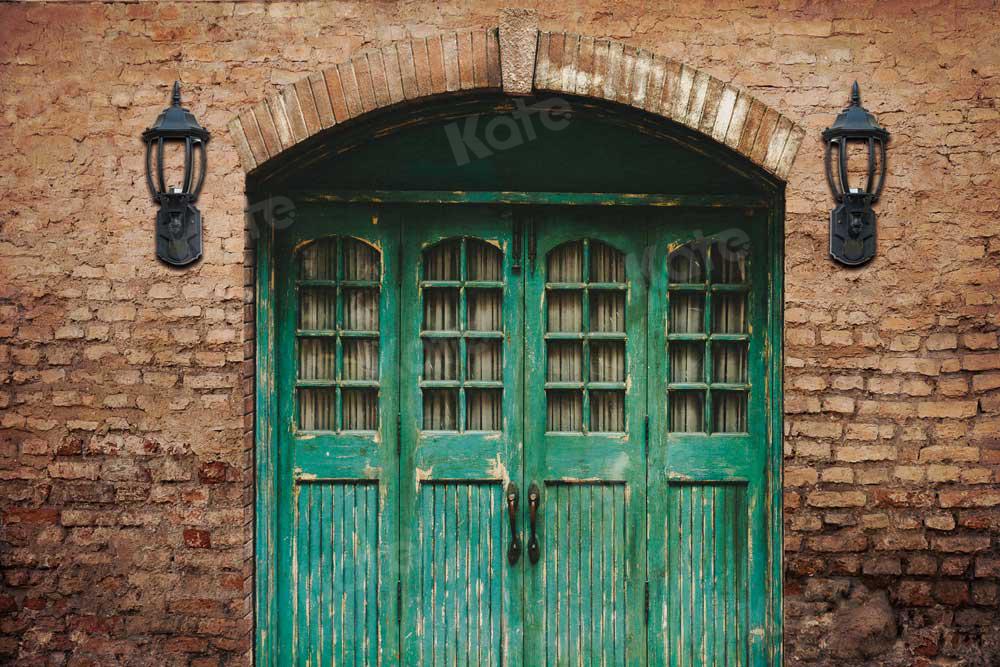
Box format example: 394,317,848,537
143,82,210,266
822,82,889,266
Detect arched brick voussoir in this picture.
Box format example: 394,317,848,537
533,31,805,181
228,24,804,182
227,28,503,172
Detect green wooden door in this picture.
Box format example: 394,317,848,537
274,205,402,665
272,203,775,666
397,207,525,666
646,211,772,667
523,210,649,665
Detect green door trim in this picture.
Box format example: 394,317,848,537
284,190,769,208
254,191,785,666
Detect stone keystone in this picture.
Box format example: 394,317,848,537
499,8,538,95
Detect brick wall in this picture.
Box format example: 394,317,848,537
1,1,998,665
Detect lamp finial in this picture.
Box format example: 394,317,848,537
850,81,861,107
172,81,182,107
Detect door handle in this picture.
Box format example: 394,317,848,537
506,482,522,565
527,483,540,564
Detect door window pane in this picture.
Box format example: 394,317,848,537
591,390,625,432
467,389,502,431
547,241,583,282
545,239,627,433
467,340,502,382
420,238,505,432
299,287,337,330
296,237,381,432
468,289,502,331
712,342,747,384
667,238,751,434
299,387,336,431
710,239,747,284
547,291,583,332
547,341,582,382
423,288,459,330
547,389,583,432
590,291,625,332
423,339,459,380
670,342,704,383
590,341,625,383
712,294,746,334
669,293,705,334
423,389,458,430
467,239,503,281
591,240,625,282
712,391,747,433
343,288,379,331
299,338,337,381
343,339,379,381
669,244,706,283
670,390,705,433
343,388,378,431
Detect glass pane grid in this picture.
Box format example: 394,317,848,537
545,239,627,434
296,237,381,432
421,238,504,432
667,239,749,434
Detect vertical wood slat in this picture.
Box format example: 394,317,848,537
415,482,503,665
293,482,379,666
666,482,748,666
544,483,627,663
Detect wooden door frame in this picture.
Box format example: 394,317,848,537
254,188,784,665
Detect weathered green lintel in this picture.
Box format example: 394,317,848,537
284,190,768,208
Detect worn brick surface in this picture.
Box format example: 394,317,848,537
1,1,999,666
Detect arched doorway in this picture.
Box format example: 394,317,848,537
242,27,796,666
249,93,785,666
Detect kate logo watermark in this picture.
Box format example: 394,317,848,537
445,98,573,166
245,195,297,239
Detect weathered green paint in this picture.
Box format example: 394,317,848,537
766,195,786,666
263,204,779,664
522,211,649,665
646,210,773,666
255,210,277,667
394,207,525,666
272,206,401,665
255,103,784,666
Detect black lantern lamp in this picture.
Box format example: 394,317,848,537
143,82,210,266
822,82,889,266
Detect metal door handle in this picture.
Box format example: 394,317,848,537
506,482,521,565
527,483,540,564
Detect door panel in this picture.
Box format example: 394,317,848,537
647,211,770,667
275,206,400,665
294,481,380,666
524,211,648,666
665,482,748,667
544,482,628,664
415,482,506,664
397,207,524,666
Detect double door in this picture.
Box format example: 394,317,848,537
274,204,772,665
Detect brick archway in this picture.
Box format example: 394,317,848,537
227,10,805,180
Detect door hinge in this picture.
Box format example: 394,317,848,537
644,415,650,451
644,580,650,625
396,413,401,456
397,579,402,621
